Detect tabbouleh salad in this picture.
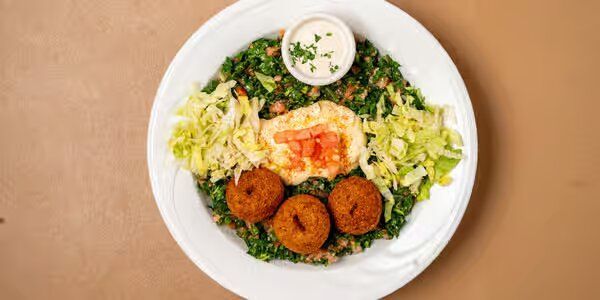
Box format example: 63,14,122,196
170,34,463,265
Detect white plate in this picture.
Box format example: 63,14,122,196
147,0,478,299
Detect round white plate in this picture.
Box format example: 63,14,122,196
147,0,478,299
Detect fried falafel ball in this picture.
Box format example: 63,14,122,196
226,168,284,223
328,176,382,235
273,195,331,254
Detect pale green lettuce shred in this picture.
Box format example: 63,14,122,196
360,86,463,221
254,72,276,92
169,81,267,184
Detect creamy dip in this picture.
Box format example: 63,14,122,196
288,18,348,78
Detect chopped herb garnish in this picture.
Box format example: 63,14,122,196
314,34,322,43
321,50,334,59
326,32,332,37
309,63,316,73
289,41,317,66
329,63,340,74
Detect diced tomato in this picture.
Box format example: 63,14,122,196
307,86,320,98
309,124,327,137
311,142,322,160
275,124,330,144
234,86,247,97
343,84,357,100
319,132,339,148
321,148,337,160
275,128,312,143
274,130,292,143
269,101,287,114
376,77,391,89
301,139,316,157
293,129,311,140
288,140,302,155
266,46,281,57
276,125,344,171
273,132,286,143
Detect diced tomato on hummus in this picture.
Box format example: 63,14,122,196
273,124,343,177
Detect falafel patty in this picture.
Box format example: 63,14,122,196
328,176,382,235
226,168,284,223
273,195,331,254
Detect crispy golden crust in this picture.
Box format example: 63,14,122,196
328,176,382,235
226,168,284,223
273,195,331,254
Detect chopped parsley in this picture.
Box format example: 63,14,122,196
289,35,337,74
321,50,334,59
329,63,339,74
326,32,332,37
289,41,317,66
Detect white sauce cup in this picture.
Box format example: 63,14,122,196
282,13,356,86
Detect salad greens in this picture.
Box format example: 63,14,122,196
169,81,266,183
254,72,277,92
360,87,463,221
172,36,461,265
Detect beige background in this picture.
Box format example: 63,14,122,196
1,0,599,299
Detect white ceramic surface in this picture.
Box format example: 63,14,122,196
147,0,478,299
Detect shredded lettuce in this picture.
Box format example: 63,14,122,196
255,72,276,93
434,155,461,185
417,178,433,201
360,87,463,221
169,81,267,184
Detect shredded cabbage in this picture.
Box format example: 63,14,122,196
169,81,267,184
360,86,463,221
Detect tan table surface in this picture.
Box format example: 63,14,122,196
1,0,599,299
